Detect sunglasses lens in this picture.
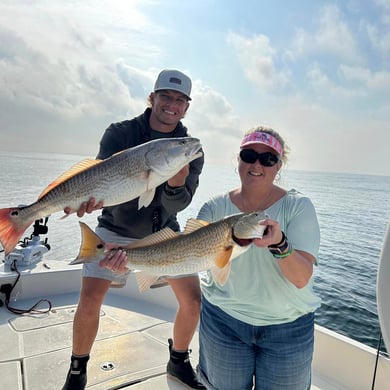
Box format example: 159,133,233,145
239,149,258,164
240,149,279,167
259,152,279,167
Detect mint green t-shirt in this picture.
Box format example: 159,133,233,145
197,189,321,326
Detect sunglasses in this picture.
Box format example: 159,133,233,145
239,149,280,167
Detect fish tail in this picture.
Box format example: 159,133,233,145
0,207,30,255
70,222,105,265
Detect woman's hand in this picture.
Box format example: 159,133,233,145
252,218,283,248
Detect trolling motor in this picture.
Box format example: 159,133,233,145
4,217,51,267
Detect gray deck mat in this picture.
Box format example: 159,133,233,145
0,297,198,390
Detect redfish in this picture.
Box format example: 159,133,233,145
70,211,267,292
0,137,202,255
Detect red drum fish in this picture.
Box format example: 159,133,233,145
70,211,267,292
0,137,202,255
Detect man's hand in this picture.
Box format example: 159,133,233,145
167,165,189,187
99,244,129,274
64,197,104,218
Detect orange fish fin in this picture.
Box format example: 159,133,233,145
211,262,232,286
0,207,30,255
215,245,233,268
183,218,209,234
124,228,178,249
38,159,103,200
70,222,105,264
135,272,160,292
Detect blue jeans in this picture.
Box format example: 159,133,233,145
198,297,314,390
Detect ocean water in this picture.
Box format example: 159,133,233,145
0,150,389,352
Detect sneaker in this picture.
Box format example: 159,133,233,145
62,358,88,390
167,338,205,389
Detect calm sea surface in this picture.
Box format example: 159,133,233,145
1,151,390,352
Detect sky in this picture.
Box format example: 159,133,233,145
0,0,389,176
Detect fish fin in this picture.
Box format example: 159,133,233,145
0,207,31,255
124,228,178,249
38,159,103,200
137,189,156,209
70,222,105,264
215,245,233,268
135,272,160,292
211,262,232,286
183,218,209,234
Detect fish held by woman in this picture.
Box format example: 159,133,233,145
70,211,267,292
0,137,202,255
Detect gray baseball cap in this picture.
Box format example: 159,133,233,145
154,69,192,100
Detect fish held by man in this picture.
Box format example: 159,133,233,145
0,137,202,256
70,211,267,292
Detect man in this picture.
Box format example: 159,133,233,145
62,69,205,389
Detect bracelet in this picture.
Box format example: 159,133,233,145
268,231,286,248
272,242,294,259
268,231,292,258
164,184,185,196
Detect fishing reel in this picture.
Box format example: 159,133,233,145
4,218,51,267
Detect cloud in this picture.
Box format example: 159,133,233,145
0,2,242,164
339,64,390,90
0,2,159,154
0,1,388,177
259,93,390,176
364,0,390,57
226,32,289,90
374,0,390,10
291,4,359,62
305,62,368,100
184,81,241,164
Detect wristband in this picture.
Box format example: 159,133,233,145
268,231,286,248
164,184,185,196
272,242,294,259
268,231,292,257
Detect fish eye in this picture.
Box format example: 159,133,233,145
97,244,104,249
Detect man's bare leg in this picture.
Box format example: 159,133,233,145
62,277,111,390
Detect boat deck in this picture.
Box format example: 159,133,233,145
0,291,322,390
1,291,192,389
0,258,195,390
0,259,389,389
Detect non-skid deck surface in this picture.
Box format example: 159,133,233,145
0,290,324,390
0,293,197,390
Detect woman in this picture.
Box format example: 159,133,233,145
197,126,321,389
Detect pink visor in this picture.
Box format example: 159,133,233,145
240,132,283,156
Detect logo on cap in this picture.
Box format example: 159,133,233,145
169,77,182,85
